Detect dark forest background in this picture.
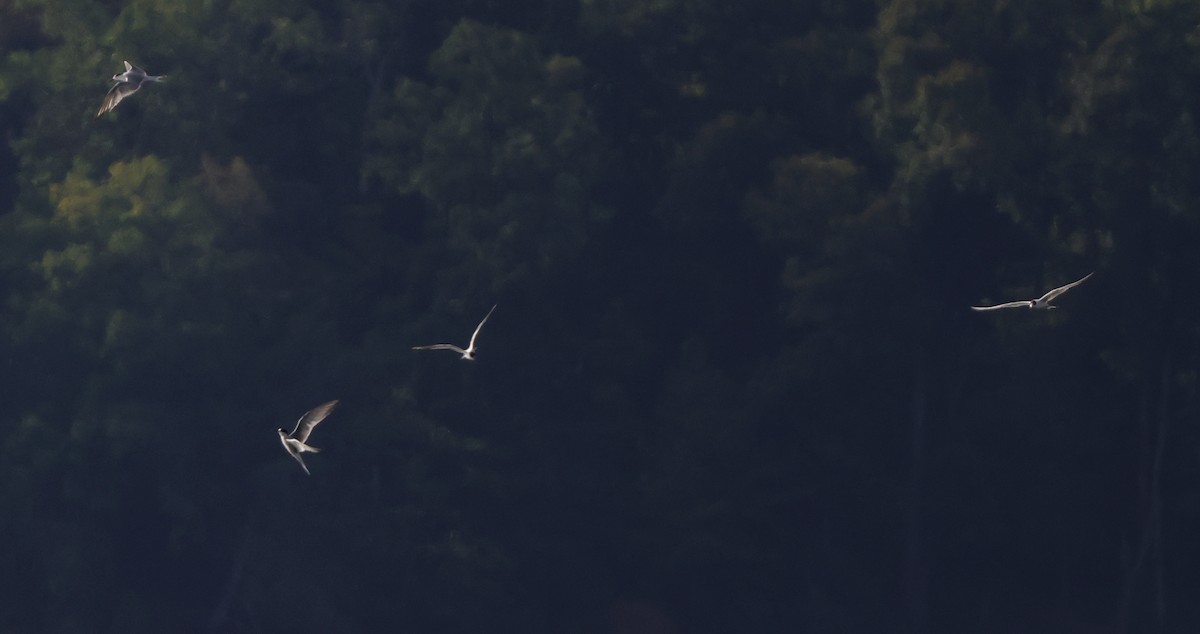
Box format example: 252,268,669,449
2,0,1200,631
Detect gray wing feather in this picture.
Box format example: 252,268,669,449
413,343,467,353
290,400,339,444
971,301,1033,311
1038,272,1093,303
96,81,140,117
290,450,311,475
467,305,496,350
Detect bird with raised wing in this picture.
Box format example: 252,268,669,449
972,272,1093,312
277,400,339,475
96,61,165,118
413,305,497,361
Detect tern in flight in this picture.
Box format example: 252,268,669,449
413,305,497,361
277,400,339,475
971,272,1093,312
96,61,165,118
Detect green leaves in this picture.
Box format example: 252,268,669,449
3,0,1200,630
367,20,611,291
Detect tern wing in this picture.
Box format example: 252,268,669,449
971,301,1033,311
96,81,140,118
467,305,496,351
289,450,311,475
413,343,467,354
1038,272,1093,303
123,61,133,72
290,400,339,444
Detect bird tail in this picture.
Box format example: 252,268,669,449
151,75,166,82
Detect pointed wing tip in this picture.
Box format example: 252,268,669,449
413,344,463,353
312,399,339,417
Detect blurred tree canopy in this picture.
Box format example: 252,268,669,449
2,0,1200,632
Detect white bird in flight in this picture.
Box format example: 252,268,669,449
277,400,339,475
96,61,165,118
971,272,1093,312
413,305,497,361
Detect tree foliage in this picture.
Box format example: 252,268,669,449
1,0,1199,631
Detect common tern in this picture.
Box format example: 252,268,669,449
277,400,339,475
971,272,1093,312
96,61,165,118
413,305,497,361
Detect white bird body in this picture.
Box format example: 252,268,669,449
96,61,165,118
413,305,496,361
972,272,1093,312
277,400,339,475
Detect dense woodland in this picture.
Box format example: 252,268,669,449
1,0,1199,631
